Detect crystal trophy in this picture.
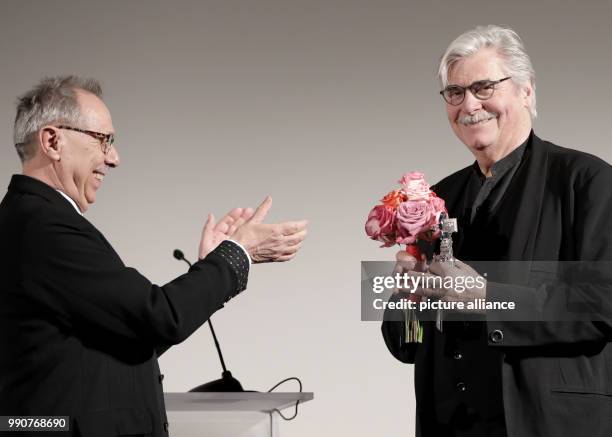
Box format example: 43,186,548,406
432,212,457,331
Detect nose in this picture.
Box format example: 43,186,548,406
460,89,483,114
105,145,120,168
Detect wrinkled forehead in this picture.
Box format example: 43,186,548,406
447,49,508,86
75,89,115,133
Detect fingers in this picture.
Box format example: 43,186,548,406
395,250,417,271
215,208,244,234
395,250,416,262
203,213,215,236
217,208,242,226
241,207,255,221
279,220,308,236
224,207,258,236
428,261,445,276
281,229,308,246
430,259,476,278
228,208,255,234
274,238,305,262
248,222,308,263
226,207,244,221
226,217,245,236
250,196,272,224
393,263,403,275
198,213,216,259
428,261,459,276
270,229,307,261
232,208,308,263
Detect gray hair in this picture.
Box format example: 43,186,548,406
13,75,103,162
438,25,537,118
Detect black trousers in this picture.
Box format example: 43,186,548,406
418,405,507,437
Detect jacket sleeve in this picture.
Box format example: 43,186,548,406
22,213,248,348
485,166,612,347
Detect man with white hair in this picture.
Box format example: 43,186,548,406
0,76,307,436
382,25,612,437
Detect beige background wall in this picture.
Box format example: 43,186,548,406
1,1,611,436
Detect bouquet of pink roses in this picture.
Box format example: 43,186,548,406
365,171,446,249
365,171,447,342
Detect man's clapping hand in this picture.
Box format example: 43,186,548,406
199,196,307,263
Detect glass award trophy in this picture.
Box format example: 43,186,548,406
432,212,457,331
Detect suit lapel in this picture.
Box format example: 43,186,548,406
501,134,549,261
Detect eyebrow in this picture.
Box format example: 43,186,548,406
447,79,493,87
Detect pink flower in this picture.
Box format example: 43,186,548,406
395,200,438,244
430,194,446,220
365,205,397,247
398,172,431,200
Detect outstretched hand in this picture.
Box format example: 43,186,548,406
199,196,308,263
232,196,308,263
199,207,255,259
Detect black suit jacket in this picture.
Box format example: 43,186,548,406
0,175,247,437
382,133,612,437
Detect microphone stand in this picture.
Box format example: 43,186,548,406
173,249,244,392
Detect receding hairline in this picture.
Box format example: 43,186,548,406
72,88,114,132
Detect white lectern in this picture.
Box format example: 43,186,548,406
164,392,313,437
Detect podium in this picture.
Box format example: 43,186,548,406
164,392,314,437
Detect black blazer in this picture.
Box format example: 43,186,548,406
382,133,612,437
0,175,246,437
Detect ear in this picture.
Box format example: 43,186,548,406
521,83,534,111
38,126,62,161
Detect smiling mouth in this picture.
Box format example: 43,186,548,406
457,112,498,126
460,117,495,127
93,171,105,182
471,118,493,125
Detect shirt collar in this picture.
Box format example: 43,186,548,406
472,137,528,181
56,190,83,215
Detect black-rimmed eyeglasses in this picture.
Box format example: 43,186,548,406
440,77,512,106
57,125,115,154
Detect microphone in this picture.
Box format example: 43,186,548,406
172,249,244,392
173,249,192,268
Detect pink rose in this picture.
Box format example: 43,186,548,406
395,200,437,244
398,172,431,200
430,194,446,219
365,205,397,246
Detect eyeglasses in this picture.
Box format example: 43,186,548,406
57,125,115,154
440,77,512,106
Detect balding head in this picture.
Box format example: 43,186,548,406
14,75,103,162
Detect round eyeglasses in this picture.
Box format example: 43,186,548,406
440,77,511,106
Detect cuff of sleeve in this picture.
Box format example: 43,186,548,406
213,240,250,296
228,239,252,265
485,281,539,347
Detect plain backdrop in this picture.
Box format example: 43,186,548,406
1,1,611,436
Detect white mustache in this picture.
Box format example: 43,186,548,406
458,111,498,125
